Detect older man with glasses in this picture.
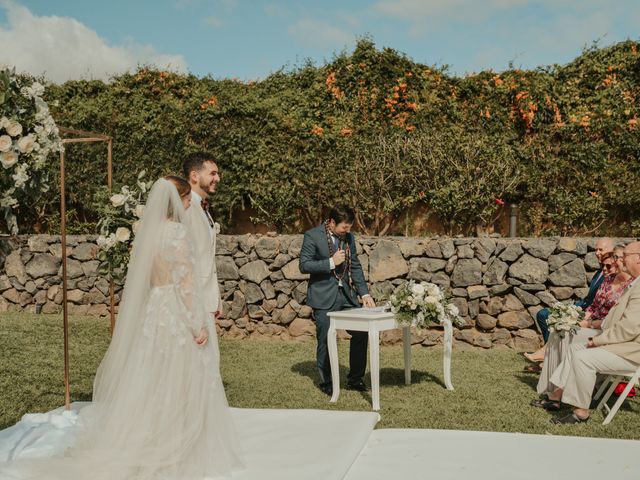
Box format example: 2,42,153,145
540,241,640,424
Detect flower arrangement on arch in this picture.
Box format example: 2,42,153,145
547,302,584,338
389,280,465,329
0,68,62,234
94,171,152,281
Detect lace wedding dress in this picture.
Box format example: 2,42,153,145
2,179,243,479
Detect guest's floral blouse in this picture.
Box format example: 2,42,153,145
586,274,633,320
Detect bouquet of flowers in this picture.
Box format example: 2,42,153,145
389,280,464,329
547,302,584,338
94,171,152,281
0,68,62,234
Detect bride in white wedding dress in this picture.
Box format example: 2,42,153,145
3,176,244,479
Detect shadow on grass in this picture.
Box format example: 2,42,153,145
292,361,446,390
516,372,541,392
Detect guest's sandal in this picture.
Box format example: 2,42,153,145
550,412,589,424
530,398,561,411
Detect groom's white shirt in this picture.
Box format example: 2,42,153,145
185,190,221,313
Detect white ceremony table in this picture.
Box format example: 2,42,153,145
327,308,454,411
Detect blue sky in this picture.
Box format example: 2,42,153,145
1,0,639,83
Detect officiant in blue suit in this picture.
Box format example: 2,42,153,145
299,205,376,396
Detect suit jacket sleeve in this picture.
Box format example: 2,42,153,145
349,234,369,297
593,286,640,346
299,231,331,274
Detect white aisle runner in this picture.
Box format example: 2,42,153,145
0,403,379,480
345,428,640,480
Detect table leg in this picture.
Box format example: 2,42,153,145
443,319,454,391
402,326,412,385
369,329,381,411
328,321,340,403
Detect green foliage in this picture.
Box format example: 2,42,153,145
7,38,639,235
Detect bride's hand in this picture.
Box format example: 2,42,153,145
194,327,209,346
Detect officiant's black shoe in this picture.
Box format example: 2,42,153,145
318,384,333,396
346,379,369,392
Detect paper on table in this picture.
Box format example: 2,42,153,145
346,306,392,315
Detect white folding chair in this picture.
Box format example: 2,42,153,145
594,365,640,425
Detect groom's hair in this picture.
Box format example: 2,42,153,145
182,151,217,178
328,204,355,224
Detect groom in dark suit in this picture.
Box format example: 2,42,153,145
299,204,375,396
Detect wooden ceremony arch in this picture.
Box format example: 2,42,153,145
58,127,114,410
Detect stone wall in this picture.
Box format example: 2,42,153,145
1,234,635,350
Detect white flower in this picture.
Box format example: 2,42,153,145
96,235,108,248
426,284,440,297
424,295,439,304
0,117,9,130
110,194,126,207
0,135,12,152
0,151,18,169
115,227,131,243
12,164,29,187
132,220,140,234
411,283,426,296
17,135,35,153
214,222,221,234
6,121,23,137
134,204,145,218
447,304,459,316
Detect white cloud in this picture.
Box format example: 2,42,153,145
0,2,188,83
204,15,223,28
287,18,352,49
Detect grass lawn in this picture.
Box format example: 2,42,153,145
1,312,639,439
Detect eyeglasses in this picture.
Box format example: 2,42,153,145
603,263,615,270
622,252,640,259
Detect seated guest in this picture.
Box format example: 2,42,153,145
532,241,640,423
524,237,615,365
534,248,632,397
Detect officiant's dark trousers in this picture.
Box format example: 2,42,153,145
313,288,368,388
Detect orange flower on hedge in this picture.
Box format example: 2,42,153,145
515,91,529,102
580,115,591,127
492,75,503,87
406,125,416,132
311,125,324,136
325,71,337,89
340,128,353,136
629,118,638,129
406,102,418,111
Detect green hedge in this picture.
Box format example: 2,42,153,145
7,38,640,235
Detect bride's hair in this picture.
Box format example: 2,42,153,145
164,175,191,198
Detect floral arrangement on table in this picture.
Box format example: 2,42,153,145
547,302,584,338
0,67,62,234
94,171,152,281
388,280,465,329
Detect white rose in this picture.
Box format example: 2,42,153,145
132,220,140,234
134,204,145,218
6,121,23,137
110,194,126,207
96,235,108,248
0,135,12,152
115,227,131,243
411,283,426,295
0,117,8,129
424,295,439,304
426,284,440,297
0,151,18,169
17,135,35,153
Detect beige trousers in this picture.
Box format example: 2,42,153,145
537,328,599,395
549,343,638,409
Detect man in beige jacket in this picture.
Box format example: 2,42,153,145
182,151,222,319
539,241,640,424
